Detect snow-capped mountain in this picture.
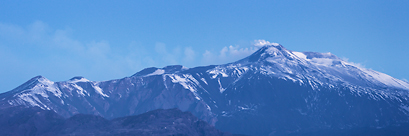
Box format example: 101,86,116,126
1,43,409,135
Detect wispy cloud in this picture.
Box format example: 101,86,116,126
341,57,366,68
0,21,141,82
201,45,258,65
183,47,195,62
200,40,275,65
0,20,277,89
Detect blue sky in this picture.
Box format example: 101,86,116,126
1,0,408,92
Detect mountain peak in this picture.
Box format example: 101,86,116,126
30,75,46,81
69,76,85,80
68,76,90,83
245,43,293,62
29,75,54,85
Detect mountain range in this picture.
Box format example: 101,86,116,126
1,43,409,135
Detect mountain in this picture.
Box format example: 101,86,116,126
1,43,409,135
0,106,233,136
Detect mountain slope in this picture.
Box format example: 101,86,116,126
1,43,409,135
0,106,233,136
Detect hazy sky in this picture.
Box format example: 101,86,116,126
1,0,408,92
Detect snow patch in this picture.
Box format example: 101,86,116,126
182,66,189,70
201,78,208,85
400,105,409,115
72,84,89,96
208,67,229,79
168,74,202,100
93,83,109,97
218,78,226,93
206,104,211,111
145,69,165,77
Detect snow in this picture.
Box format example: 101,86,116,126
9,76,65,110
35,77,62,98
12,90,51,110
6,43,409,120
206,104,211,111
38,77,55,85
168,74,202,100
292,51,307,59
358,67,409,90
182,66,189,70
72,84,89,96
251,43,409,94
208,67,229,79
265,46,281,56
238,106,250,110
93,83,109,97
401,105,409,115
282,75,297,82
218,78,226,93
201,78,208,85
144,69,165,77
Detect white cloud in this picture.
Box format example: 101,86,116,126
86,41,111,59
201,39,282,65
0,21,280,90
253,39,280,47
154,42,180,65
184,47,195,62
0,21,145,83
154,42,167,54
202,50,215,64
0,22,25,38
200,39,282,65
201,45,259,65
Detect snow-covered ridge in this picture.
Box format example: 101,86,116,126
356,67,409,90
291,51,409,90
238,44,409,91
9,76,61,110
8,75,111,109
66,76,109,97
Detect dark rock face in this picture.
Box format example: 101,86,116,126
1,44,409,135
0,107,233,136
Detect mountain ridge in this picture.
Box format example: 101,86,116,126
1,43,409,135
